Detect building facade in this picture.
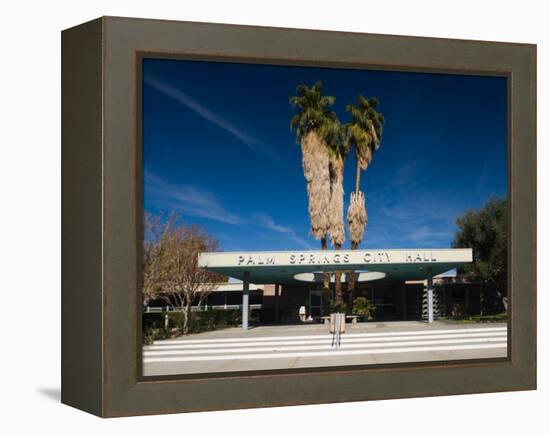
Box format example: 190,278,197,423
195,248,503,328
146,277,502,325
258,278,487,324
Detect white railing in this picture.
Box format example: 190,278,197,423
144,304,262,313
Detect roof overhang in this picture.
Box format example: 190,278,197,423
198,248,473,285
211,283,263,292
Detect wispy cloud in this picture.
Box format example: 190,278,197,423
404,225,454,243
145,172,245,225
144,75,283,163
366,161,430,202
393,160,419,187
366,197,458,247
254,213,294,234
253,213,314,249
379,199,457,225
360,165,461,248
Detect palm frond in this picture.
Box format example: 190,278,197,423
289,81,339,142
344,94,385,168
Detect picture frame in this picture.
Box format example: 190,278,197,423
61,16,536,417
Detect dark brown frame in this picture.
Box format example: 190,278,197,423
62,16,536,417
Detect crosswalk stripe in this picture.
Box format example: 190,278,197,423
145,331,507,351
143,342,507,363
150,326,507,346
143,336,507,357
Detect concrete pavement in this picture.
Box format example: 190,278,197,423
143,321,507,376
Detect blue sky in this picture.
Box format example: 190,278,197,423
142,58,507,252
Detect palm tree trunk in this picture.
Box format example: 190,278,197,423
346,241,359,314
300,131,331,241
334,244,343,312
349,159,362,314
346,270,355,315
355,161,361,193
321,235,331,315
321,235,328,286
327,153,345,314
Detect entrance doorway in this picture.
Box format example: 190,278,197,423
309,289,323,317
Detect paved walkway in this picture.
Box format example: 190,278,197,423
143,321,507,376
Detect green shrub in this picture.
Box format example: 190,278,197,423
352,297,376,318
442,312,507,323
463,313,508,323
143,325,171,345
329,299,347,314
164,308,258,334
143,312,165,329
144,308,261,338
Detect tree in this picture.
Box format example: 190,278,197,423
452,197,508,313
143,212,225,334
326,119,348,312
143,212,165,305
290,81,339,314
343,95,384,312
345,95,385,195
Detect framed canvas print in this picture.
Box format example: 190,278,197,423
61,16,536,417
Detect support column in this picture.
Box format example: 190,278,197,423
401,283,407,320
427,268,434,324
274,284,280,324
242,271,250,330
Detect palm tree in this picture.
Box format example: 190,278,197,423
290,81,338,314
326,120,348,312
345,95,384,195
344,95,384,313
